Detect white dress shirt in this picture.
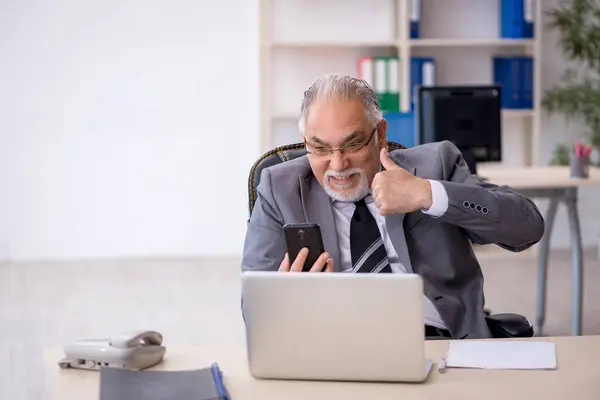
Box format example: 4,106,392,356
331,180,449,329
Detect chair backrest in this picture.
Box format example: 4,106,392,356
247,141,407,216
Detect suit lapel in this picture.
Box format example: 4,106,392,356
402,165,428,255
385,213,407,248
299,176,341,272
386,160,418,265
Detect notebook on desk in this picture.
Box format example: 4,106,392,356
445,341,557,370
99,363,230,400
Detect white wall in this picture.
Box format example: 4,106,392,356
0,0,259,260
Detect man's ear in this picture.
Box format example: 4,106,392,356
377,119,388,149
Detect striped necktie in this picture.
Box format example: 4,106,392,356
350,199,392,273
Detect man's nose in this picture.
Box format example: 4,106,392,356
329,150,348,171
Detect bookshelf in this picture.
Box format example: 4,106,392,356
259,0,543,166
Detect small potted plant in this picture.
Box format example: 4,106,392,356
542,0,600,166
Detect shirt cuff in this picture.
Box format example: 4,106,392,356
422,180,449,217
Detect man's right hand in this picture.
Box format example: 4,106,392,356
279,248,334,272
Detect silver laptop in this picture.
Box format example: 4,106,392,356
241,271,432,382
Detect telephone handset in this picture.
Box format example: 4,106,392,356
110,330,163,349
58,330,166,371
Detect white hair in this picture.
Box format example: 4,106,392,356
298,73,383,134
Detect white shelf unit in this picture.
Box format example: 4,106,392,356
259,0,543,166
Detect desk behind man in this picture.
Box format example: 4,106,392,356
241,73,545,340
479,165,600,336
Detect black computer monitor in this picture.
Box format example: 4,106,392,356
415,85,502,176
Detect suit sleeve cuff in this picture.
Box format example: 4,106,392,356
422,179,449,217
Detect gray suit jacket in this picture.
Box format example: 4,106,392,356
241,141,545,339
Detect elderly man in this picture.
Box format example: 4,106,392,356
241,74,544,339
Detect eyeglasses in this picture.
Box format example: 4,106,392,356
304,126,378,158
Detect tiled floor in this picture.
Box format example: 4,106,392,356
1,248,599,399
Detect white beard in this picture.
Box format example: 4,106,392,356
323,168,370,202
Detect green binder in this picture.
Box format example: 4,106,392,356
374,56,400,112
387,57,400,112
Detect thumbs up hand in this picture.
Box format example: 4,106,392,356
372,148,433,216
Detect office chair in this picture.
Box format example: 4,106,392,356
246,141,534,339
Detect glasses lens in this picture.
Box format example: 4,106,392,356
311,146,331,157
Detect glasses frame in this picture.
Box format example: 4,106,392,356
304,125,379,158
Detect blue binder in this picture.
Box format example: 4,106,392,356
384,112,416,148
500,0,528,38
493,57,521,109
410,57,435,109
519,56,534,109
410,0,421,39
523,0,534,38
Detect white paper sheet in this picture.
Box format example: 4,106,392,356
445,341,557,370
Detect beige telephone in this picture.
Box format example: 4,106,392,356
58,330,166,371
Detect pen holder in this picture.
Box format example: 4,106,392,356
570,153,589,179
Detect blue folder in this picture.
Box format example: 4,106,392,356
410,57,434,110
519,56,534,108
99,363,231,400
523,0,534,38
493,56,533,109
410,0,421,38
210,363,231,400
499,0,528,38
493,56,521,109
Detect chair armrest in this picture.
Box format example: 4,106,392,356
485,313,534,338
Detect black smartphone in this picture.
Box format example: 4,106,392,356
283,223,325,272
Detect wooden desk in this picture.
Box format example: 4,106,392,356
478,166,600,189
478,166,600,336
45,336,600,400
